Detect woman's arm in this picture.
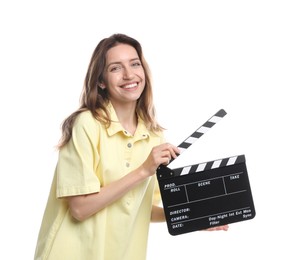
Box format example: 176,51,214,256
67,143,180,221
67,165,148,221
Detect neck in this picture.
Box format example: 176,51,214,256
111,101,138,135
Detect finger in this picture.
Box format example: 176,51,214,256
170,148,179,159
168,145,180,159
162,145,179,158
162,157,171,165
159,144,180,162
202,224,229,231
161,150,171,159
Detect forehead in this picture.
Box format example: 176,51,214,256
106,44,139,63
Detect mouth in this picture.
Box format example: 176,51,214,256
120,82,138,89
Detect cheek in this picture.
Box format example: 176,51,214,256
105,74,121,86
139,69,146,81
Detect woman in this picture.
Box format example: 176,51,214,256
34,33,227,260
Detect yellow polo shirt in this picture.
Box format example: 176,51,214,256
34,103,164,260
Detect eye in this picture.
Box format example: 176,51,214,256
109,65,122,72
131,61,142,68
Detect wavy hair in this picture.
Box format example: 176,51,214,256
57,33,163,149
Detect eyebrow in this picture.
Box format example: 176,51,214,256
106,57,141,68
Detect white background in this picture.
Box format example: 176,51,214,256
1,0,290,259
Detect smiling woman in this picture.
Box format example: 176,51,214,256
33,33,181,260
1,1,289,259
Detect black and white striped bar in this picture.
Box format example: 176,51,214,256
176,109,227,155
173,155,246,176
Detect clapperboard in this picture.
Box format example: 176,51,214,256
157,109,256,236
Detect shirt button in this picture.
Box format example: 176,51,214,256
126,162,130,167
127,143,132,148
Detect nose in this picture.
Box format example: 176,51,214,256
123,65,134,79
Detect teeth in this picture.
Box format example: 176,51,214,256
123,83,137,89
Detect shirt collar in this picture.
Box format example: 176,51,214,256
106,102,150,139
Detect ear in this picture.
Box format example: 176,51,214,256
98,83,106,90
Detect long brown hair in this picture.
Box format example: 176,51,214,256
57,33,163,149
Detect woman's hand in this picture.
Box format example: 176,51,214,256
141,143,180,177
203,225,229,231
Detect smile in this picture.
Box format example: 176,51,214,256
121,82,138,89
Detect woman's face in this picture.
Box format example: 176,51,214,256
103,43,145,106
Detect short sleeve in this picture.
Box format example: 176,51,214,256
56,112,101,198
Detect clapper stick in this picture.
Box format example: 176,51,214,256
169,109,227,165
